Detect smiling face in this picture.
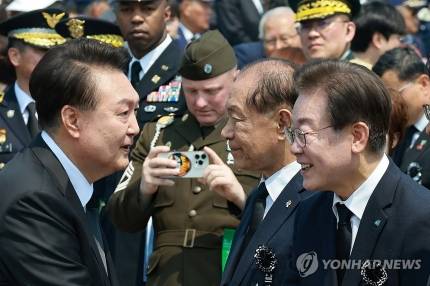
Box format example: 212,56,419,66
221,73,289,176
76,68,140,179
290,89,354,191
115,0,170,58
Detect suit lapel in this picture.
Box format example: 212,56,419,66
0,87,31,144
30,136,112,285
342,162,398,285
134,41,183,100
232,173,304,285
402,131,430,166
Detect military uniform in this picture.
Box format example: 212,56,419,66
107,113,259,285
0,87,31,170
132,40,187,129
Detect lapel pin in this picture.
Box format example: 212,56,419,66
417,140,427,150
286,200,292,208
161,65,169,71
374,219,382,227
152,75,161,84
6,110,14,118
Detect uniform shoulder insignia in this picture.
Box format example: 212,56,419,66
150,115,175,148
0,91,4,104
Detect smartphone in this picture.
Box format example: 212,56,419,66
158,151,209,178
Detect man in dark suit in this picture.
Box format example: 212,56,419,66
114,0,187,129
286,60,430,285
0,8,67,170
373,47,430,189
0,38,139,285
219,59,313,285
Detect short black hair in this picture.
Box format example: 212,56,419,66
351,1,405,52
294,60,391,154
29,38,128,130
372,47,426,81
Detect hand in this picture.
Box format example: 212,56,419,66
202,146,246,210
140,146,180,195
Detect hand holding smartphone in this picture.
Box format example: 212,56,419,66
157,151,209,178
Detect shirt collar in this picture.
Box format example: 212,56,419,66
179,23,194,42
414,113,429,132
41,131,93,208
129,35,172,77
14,82,34,115
264,161,301,202
332,154,389,222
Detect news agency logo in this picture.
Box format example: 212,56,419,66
296,251,422,280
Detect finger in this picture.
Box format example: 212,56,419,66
147,145,171,159
147,177,176,187
203,146,224,165
148,168,180,178
205,169,227,184
147,157,178,169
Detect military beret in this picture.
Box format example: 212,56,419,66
0,8,67,48
291,0,360,22
179,30,236,81
55,17,124,48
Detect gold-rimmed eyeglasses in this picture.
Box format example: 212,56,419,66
286,125,334,147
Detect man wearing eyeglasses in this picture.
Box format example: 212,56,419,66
285,60,430,285
290,0,360,60
219,59,313,285
373,47,430,189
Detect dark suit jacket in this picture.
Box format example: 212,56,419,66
215,0,289,46
400,130,430,189
174,27,188,50
221,173,313,285
133,40,187,129
233,41,266,69
0,135,118,286
286,160,430,286
0,86,32,169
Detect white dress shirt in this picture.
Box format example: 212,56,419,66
410,114,429,148
128,35,173,81
263,161,301,218
332,154,389,251
14,82,35,125
41,131,93,208
179,23,195,43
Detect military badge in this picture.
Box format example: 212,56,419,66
204,64,212,74
254,245,277,285
0,91,4,103
161,65,169,71
360,260,388,286
66,18,85,38
164,106,178,113
150,115,175,148
144,105,157,113
407,162,422,185
147,76,182,103
0,128,6,144
6,110,14,118
152,74,161,84
416,140,427,150
42,12,66,28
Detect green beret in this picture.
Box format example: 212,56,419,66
179,30,237,81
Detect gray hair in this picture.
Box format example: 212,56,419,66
258,6,295,40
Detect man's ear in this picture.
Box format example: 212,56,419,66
60,105,82,139
277,108,292,140
164,3,172,22
351,121,370,154
345,21,356,42
7,47,21,68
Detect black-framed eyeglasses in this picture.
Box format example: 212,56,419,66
423,104,430,121
286,125,334,147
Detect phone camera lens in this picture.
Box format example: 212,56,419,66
201,154,207,159
195,154,200,159
198,160,204,165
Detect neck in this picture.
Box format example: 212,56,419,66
262,146,296,178
334,153,383,200
16,78,30,96
181,18,203,34
130,32,167,59
353,49,379,67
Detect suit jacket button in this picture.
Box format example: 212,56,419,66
188,210,197,217
193,186,202,194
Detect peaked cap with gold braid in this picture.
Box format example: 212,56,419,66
55,17,124,48
291,0,360,22
0,8,67,48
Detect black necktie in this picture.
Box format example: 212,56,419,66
26,102,39,137
130,61,142,88
335,203,353,285
86,207,108,273
242,182,268,248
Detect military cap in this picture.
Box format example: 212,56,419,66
291,0,360,22
0,8,67,48
55,17,124,48
179,30,236,81
6,0,61,12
